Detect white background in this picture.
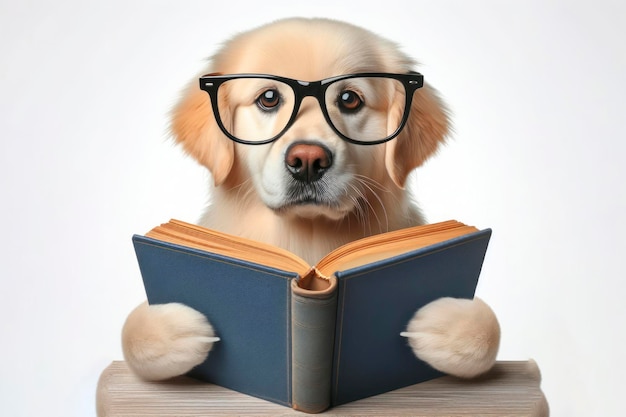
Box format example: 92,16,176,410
1,1,624,416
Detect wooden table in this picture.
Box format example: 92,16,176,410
97,360,548,416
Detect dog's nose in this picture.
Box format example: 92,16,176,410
285,142,333,183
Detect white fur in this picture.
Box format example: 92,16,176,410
122,302,218,381
401,297,500,378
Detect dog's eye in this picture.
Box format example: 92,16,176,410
256,89,281,111
338,90,363,113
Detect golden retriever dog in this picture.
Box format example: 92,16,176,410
122,17,500,382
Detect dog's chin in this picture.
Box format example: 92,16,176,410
272,201,352,221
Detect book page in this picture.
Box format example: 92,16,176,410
315,221,478,276
146,220,311,275
144,219,478,289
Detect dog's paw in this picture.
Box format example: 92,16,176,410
401,297,500,378
122,301,219,381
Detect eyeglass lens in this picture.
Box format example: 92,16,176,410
214,77,407,143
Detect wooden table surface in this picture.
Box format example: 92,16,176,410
97,360,549,416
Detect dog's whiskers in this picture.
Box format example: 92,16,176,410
347,186,372,234
345,179,388,236
357,174,407,215
231,178,255,205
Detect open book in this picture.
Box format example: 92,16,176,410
133,219,492,413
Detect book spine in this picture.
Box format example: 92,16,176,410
290,278,338,413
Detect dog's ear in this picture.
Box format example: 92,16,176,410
170,81,234,186
385,83,450,188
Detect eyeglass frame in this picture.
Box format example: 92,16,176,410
198,71,424,145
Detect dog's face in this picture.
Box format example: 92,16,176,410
172,18,449,224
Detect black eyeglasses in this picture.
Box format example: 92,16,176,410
199,72,424,145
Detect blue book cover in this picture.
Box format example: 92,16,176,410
132,220,491,413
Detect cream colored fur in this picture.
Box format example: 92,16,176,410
122,17,500,381
401,297,500,377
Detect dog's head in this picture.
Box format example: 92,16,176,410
171,18,449,222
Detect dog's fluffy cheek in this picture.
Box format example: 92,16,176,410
237,144,285,203
346,143,390,189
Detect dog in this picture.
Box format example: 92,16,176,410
122,17,500,382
